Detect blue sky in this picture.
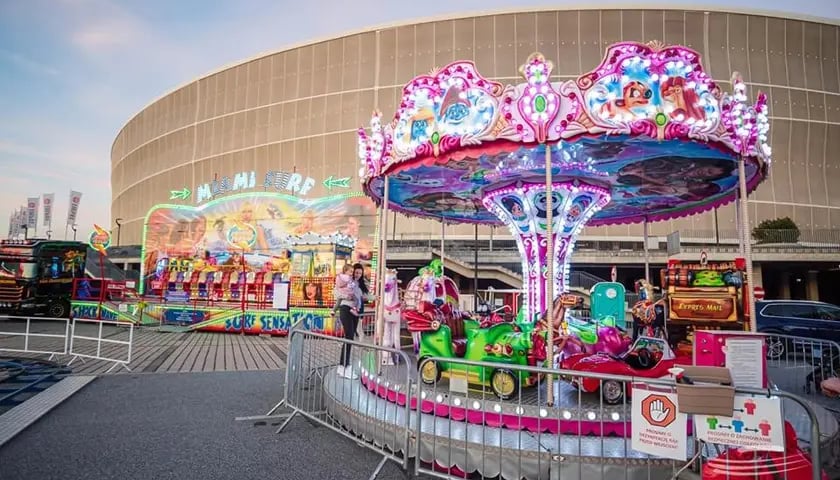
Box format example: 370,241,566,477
0,0,838,240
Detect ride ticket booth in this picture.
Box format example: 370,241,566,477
661,257,751,357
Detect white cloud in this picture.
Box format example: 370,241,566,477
0,139,105,172
72,26,134,51
0,49,59,76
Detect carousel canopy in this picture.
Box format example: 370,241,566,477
357,41,770,227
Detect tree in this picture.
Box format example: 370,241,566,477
752,217,800,244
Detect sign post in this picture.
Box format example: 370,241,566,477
88,224,112,320
631,385,688,460
694,394,784,452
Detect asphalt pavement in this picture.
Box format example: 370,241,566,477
0,370,423,480
1,366,837,480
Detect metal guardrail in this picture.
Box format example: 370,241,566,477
0,316,71,357
763,333,840,400
248,331,832,480
272,330,413,480
0,316,135,374
569,271,607,292
67,319,134,373
414,356,827,480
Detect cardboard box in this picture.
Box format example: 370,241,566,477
675,366,736,416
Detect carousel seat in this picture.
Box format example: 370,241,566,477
448,318,468,357
439,304,468,357
419,301,468,357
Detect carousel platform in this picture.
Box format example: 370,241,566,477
324,366,679,480
358,361,840,445
361,360,633,436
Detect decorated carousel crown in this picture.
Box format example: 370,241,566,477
358,41,770,185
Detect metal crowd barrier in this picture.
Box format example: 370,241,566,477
273,330,413,480
763,333,840,397
253,331,832,480
415,356,682,480
0,316,72,358
414,356,828,480
67,318,134,373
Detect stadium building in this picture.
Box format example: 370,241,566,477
110,7,840,301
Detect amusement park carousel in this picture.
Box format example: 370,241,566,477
319,41,839,479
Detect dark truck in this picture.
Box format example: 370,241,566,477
0,239,87,318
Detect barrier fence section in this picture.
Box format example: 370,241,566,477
278,329,413,480
261,331,831,480
0,316,71,357
763,333,840,397
414,356,826,480
68,318,134,373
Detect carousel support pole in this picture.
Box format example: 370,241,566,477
736,189,742,254
643,218,650,283
544,143,555,407
474,224,479,311
374,176,391,346
440,220,445,271
737,155,757,332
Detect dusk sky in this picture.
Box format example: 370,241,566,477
1,0,838,240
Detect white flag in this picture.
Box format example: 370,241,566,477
26,197,39,229
42,193,54,227
12,208,22,237
66,190,82,226
16,208,24,236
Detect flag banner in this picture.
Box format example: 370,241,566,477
12,208,22,237
42,193,54,227
67,190,82,226
26,197,39,229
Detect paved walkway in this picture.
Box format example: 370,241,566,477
0,371,424,480
0,327,288,375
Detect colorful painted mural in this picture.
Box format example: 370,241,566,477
140,192,376,294
71,300,343,336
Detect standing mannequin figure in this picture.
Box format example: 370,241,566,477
382,269,402,364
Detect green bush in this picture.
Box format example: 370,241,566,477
751,217,800,244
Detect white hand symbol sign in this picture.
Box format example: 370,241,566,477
649,399,670,423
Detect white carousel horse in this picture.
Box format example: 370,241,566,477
381,269,402,364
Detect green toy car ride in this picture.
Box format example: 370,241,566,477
404,296,580,400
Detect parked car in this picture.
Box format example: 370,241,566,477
754,300,840,359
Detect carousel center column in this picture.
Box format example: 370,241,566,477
482,181,611,322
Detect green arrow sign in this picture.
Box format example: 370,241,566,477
170,187,191,200
323,175,350,190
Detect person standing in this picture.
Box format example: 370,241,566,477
337,271,363,379
352,263,375,337
352,263,371,314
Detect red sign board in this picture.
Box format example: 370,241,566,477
754,286,765,300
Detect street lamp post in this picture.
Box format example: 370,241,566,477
46,230,52,239
115,218,123,246
71,224,77,241
21,225,28,240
